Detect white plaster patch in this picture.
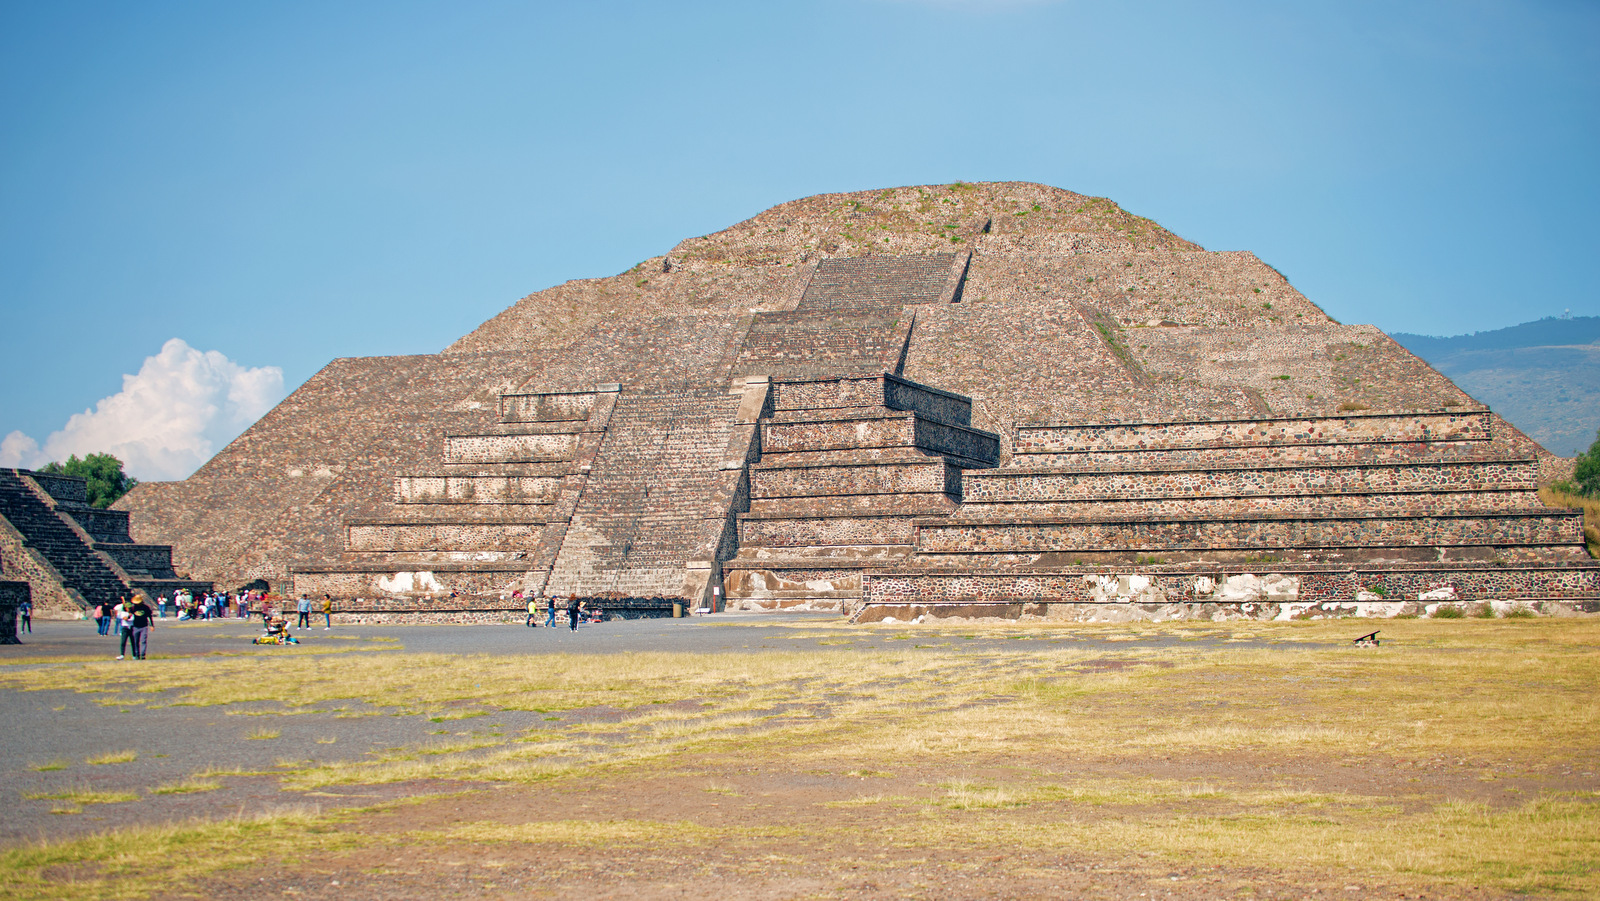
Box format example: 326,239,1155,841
376,571,443,593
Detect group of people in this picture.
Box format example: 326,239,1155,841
85,589,338,659
521,593,600,631
90,595,155,659
158,588,263,621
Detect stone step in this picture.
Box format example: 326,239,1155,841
434,461,574,478
0,469,137,609
752,447,958,468
354,505,567,525
953,488,1546,521
795,253,957,313
747,493,957,518
768,373,975,426
761,410,999,464
1014,409,1493,455
962,458,1539,502
739,514,926,548
347,521,557,553
751,458,959,499
394,475,562,505
444,432,579,465
498,390,599,424
1013,442,1506,470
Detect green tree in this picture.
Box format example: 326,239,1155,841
39,453,139,508
1575,428,1600,497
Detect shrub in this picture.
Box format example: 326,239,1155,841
1432,605,1466,619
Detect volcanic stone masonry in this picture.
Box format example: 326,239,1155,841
1,469,211,618
105,181,1598,623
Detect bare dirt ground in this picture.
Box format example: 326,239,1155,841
3,615,1597,900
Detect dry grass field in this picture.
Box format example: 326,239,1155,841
2,618,1597,899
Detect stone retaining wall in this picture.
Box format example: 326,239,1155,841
962,459,1536,501
861,564,1600,607
752,460,956,498
444,433,579,465
951,489,1543,520
347,522,550,553
1014,410,1492,453
395,475,561,504
916,511,1585,553
499,391,596,423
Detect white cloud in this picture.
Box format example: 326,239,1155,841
0,431,44,469
4,339,285,482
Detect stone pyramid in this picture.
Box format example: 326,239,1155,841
114,182,1600,621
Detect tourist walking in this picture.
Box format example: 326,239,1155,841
567,594,580,631
296,595,311,629
545,595,557,628
526,595,539,628
127,595,153,659
93,603,108,635
115,597,134,659
18,598,30,633
321,594,332,629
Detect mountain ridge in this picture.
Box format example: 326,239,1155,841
1393,317,1600,456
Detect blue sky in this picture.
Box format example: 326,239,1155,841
2,1,1597,478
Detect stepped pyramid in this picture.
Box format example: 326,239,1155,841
115,182,1599,621
1,469,212,617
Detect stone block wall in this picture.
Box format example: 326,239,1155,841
914,511,1584,558
28,474,87,505
962,459,1538,503
394,475,561,505
1012,410,1493,454
291,386,619,599
444,433,579,465
726,373,1000,611
60,507,133,544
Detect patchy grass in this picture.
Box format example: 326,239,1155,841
3,618,1599,896
1542,484,1600,556
85,750,137,765
27,760,69,772
148,777,222,795
245,727,280,740
22,787,140,806
0,807,367,901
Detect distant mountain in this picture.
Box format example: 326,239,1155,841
1393,317,1600,457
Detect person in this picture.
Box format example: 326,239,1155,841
296,595,311,629
93,602,107,635
18,598,31,633
157,593,167,619
127,595,153,660
114,597,134,659
239,592,250,621
567,594,580,632
545,594,557,628
526,595,539,628
321,594,332,630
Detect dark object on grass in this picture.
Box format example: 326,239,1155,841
1353,631,1380,647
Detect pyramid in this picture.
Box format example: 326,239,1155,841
113,182,1600,621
